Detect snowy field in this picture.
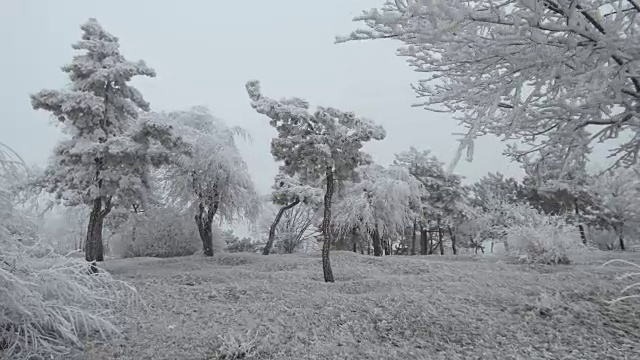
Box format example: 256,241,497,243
61,251,640,360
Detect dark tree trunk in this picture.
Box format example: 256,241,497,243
263,199,300,255
372,228,383,257
197,214,214,257
411,220,417,255
383,235,391,255
195,194,219,257
420,227,428,255
85,197,111,262
321,168,335,283
437,219,444,255
351,227,358,253
448,226,457,255
614,225,626,251
491,241,494,253
574,199,588,245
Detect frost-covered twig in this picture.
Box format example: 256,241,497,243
603,259,640,304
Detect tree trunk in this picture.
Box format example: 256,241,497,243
195,195,219,257
351,227,358,253
437,219,444,255
614,225,626,251
372,228,383,257
263,199,300,255
491,241,494,253
411,220,417,255
448,226,457,255
574,199,588,245
197,214,214,257
383,235,391,256
420,227,428,255
321,168,335,282
85,197,110,262
428,232,434,255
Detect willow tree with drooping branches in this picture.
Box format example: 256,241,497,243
332,164,423,256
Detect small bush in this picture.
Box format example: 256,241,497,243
221,229,262,253
1,239,138,358
111,207,201,258
214,329,265,359
507,222,583,265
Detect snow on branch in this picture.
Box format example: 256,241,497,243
156,106,260,224
272,172,323,207
339,0,640,172
245,80,386,183
333,164,423,239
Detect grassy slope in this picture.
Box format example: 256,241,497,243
68,251,640,360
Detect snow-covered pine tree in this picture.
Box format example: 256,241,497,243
470,172,524,210
520,139,595,244
394,147,465,254
246,80,386,282
30,18,182,262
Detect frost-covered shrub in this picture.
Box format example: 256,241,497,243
214,329,264,359
0,242,138,357
111,206,201,258
506,219,583,265
469,200,585,264
603,259,640,304
222,230,262,253
1,143,137,358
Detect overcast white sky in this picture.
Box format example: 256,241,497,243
0,0,530,195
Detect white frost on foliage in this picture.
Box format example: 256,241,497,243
157,106,259,224
30,18,181,211
333,164,423,239
246,80,386,184
590,167,640,235
339,0,640,172
394,146,465,222
271,171,323,206
0,144,137,358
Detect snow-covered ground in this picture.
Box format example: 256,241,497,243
57,251,640,360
